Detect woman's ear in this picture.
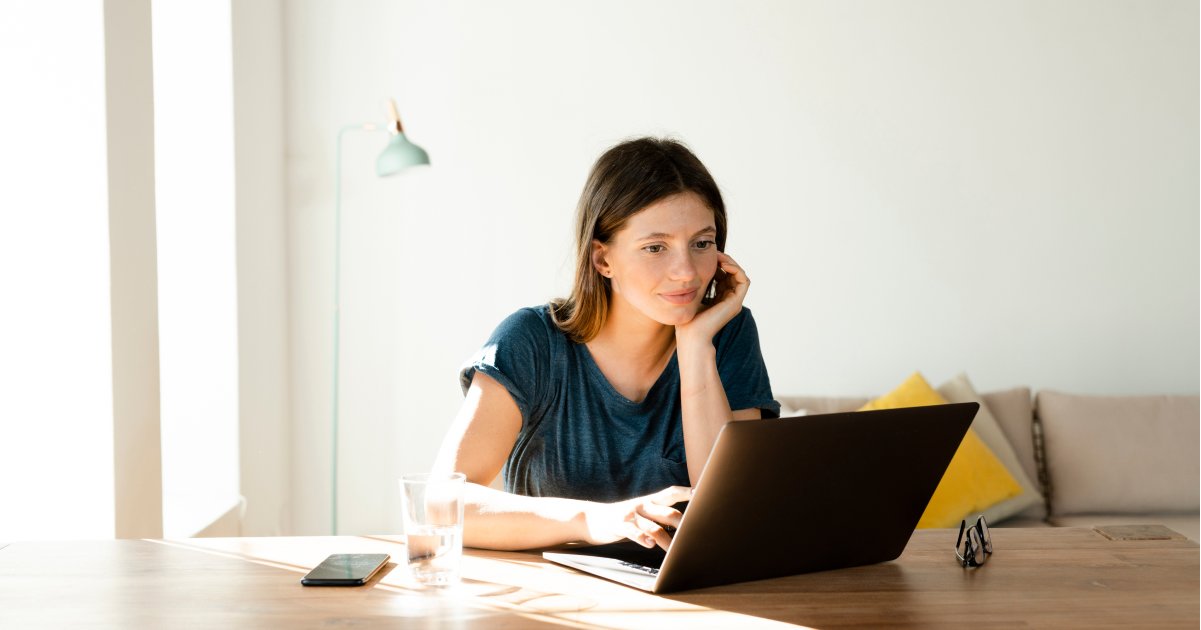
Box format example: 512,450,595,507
591,240,611,278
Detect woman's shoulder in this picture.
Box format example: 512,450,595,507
488,304,571,350
460,304,567,397
493,303,559,334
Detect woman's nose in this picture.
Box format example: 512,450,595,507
668,251,699,281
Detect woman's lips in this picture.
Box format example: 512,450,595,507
660,289,698,305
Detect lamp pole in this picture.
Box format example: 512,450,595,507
331,122,373,536
330,103,429,535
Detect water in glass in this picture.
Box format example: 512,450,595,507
406,524,462,585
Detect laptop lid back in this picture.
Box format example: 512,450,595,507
653,402,978,592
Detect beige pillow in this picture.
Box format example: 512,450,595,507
980,387,1037,486
938,374,1044,523
1037,391,1200,515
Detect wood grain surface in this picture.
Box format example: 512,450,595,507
0,527,1196,629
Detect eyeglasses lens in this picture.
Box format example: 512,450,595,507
977,517,993,554
968,528,985,565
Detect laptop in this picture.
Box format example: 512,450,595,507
543,402,979,593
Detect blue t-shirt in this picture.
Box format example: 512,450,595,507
459,304,779,503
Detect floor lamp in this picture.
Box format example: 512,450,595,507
331,99,429,534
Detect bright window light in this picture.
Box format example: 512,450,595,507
0,1,115,541
152,0,241,538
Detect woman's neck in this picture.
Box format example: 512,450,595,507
588,297,676,371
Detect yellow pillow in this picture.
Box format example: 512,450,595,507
860,372,1022,528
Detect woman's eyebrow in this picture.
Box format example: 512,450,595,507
636,227,717,241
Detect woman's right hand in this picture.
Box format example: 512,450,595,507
580,486,693,551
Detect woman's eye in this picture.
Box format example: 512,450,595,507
643,245,664,254
694,240,715,250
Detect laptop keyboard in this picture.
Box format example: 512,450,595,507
620,561,659,576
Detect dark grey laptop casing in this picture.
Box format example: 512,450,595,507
654,403,978,592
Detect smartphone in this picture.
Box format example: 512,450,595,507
300,553,390,586
703,268,728,305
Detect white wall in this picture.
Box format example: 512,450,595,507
277,0,1199,535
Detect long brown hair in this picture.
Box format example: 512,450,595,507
549,137,727,343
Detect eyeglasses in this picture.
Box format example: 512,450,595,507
956,515,993,568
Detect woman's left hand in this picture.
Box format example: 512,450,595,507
675,251,750,347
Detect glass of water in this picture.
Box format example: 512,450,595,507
399,472,465,586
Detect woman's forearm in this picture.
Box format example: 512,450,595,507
461,482,591,550
676,340,734,485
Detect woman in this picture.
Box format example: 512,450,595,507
433,137,779,552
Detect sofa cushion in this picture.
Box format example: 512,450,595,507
776,395,867,416
1037,392,1200,515
861,372,1022,529
938,374,1045,523
980,387,1037,486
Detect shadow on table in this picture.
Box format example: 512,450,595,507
662,561,916,627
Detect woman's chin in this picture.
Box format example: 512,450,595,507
655,304,701,327
620,295,701,327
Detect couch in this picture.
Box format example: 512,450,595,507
778,385,1200,541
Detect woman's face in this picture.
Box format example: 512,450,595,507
593,192,720,327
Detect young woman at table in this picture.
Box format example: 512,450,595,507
433,137,779,552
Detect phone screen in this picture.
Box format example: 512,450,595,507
301,553,390,586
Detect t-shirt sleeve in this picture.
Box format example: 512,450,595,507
713,307,781,419
458,308,550,423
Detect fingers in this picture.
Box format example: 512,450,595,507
632,514,673,551
618,514,665,549
637,501,683,530
603,486,694,551
632,486,691,550
649,485,693,506
716,252,750,285
712,252,749,306
620,487,691,550
618,519,655,549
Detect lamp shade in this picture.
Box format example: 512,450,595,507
376,132,430,177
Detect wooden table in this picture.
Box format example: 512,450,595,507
0,527,1196,628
